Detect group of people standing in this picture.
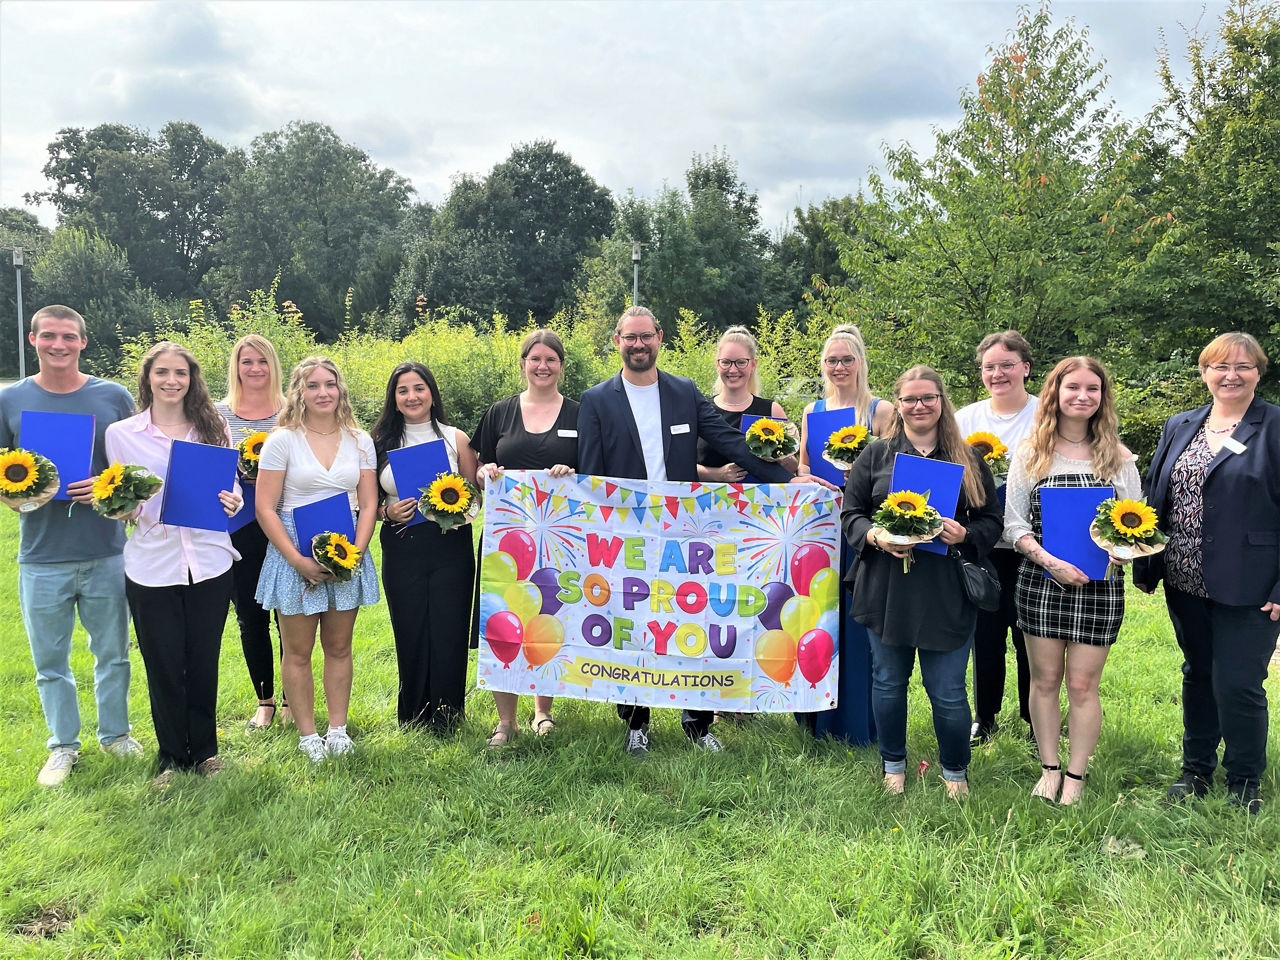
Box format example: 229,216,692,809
4,302,1276,813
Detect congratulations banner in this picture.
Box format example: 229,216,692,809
476,473,842,712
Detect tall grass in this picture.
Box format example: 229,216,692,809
1,507,1277,958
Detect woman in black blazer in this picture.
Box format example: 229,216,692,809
1134,332,1280,814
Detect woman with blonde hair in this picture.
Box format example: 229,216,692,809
215,335,288,732
254,356,379,761
1005,356,1141,804
697,325,794,482
798,324,895,475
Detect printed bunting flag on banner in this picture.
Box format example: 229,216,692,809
477,472,842,712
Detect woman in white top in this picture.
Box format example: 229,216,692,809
1004,356,1141,804
255,356,379,762
372,361,479,733
105,341,242,782
955,330,1039,744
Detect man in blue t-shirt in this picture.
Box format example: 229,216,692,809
0,305,139,786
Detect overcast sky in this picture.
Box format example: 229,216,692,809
0,0,1223,234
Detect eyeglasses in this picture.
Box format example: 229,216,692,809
898,394,941,407
981,361,1022,374
523,356,562,367
823,356,856,368
619,332,658,345
717,358,751,370
1206,363,1257,375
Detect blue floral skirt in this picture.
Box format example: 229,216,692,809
255,512,379,616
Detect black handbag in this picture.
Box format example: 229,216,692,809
950,547,1001,612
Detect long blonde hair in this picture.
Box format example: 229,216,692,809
713,325,763,396
1024,356,1124,482
276,356,362,436
821,324,876,427
224,334,285,413
885,365,987,507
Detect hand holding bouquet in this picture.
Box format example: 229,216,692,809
418,472,482,533
965,431,1010,482
744,418,798,462
92,462,164,520
311,532,362,582
0,447,60,513
1090,497,1166,579
237,431,269,482
869,489,944,573
823,424,874,472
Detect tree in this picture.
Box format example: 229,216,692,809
394,140,613,324
207,121,412,339
26,122,237,298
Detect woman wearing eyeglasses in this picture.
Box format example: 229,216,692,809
955,331,1038,745
697,326,794,483
1134,333,1280,814
798,325,895,476
842,366,1003,797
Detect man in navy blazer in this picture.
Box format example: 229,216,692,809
578,306,833,758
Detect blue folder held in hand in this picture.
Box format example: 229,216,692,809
227,482,256,535
292,492,355,552
386,439,450,528
889,453,964,556
804,407,861,488
1039,485,1114,581
160,440,238,532
19,410,95,499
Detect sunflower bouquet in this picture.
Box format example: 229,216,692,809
744,417,798,462
0,447,60,513
418,471,482,533
965,431,1010,481
870,489,944,573
237,431,269,481
1090,497,1166,579
91,462,164,520
823,424,874,472
311,532,362,582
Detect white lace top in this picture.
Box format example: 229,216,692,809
1003,443,1142,545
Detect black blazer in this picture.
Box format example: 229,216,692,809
1133,396,1280,607
577,370,793,483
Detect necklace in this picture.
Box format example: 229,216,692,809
1205,419,1238,436
1056,431,1089,448
305,425,339,437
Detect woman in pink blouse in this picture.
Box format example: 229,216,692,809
104,342,242,786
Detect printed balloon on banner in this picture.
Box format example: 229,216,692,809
523,614,564,667
797,628,835,687
807,566,839,613
530,566,564,616
758,581,794,631
779,595,820,639
479,590,508,628
790,544,829,596
816,610,841,656
483,550,520,586
498,530,537,580
755,629,798,686
504,580,542,625
486,611,523,668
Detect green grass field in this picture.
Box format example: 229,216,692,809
1,508,1278,959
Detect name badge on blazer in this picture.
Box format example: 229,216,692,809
670,423,691,435
557,429,578,438
1222,436,1246,455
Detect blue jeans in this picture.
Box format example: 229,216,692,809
18,556,132,751
867,629,972,782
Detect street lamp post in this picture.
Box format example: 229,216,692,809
631,241,641,307
12,247,25,380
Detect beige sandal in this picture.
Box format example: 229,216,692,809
486,724,517,749
531,715,556,736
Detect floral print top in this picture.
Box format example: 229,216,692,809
1164,426,1214,598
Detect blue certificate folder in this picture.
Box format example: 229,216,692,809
738,413,789,484
159,440,238,532
386,439,449,528
889,453,964,556
804,407,861,487
292,492,355,552
227,482,256,535
19,410,94,499
1039,485,1114,581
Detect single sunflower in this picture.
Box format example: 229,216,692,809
885,490,929,516
325,535,360,570
747,418,783,441
965,431,1007,461
427,474,471,514
830,425,868,449
0,450,38,494
241,431,269,462
1109,499,1157,538
93,462,125,501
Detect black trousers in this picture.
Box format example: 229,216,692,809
1165,586,1278,784
126,571,233,772
971,548,1030,729
617,704,712,738
230,521,281,701
380,521,476,731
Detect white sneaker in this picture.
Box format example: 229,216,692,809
692,732,723,752
624,724,649,758
324,728,354,756
104,735,143,757
298,735,327,762
38,747,79,786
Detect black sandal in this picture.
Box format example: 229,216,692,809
1059,769,1087,806
1032,763,1061,802
245,699,277,732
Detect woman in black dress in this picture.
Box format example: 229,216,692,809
471,329,579,747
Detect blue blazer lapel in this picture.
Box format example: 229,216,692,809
1205,396,1265,484
1151,405,1206,510
658,372,677,464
